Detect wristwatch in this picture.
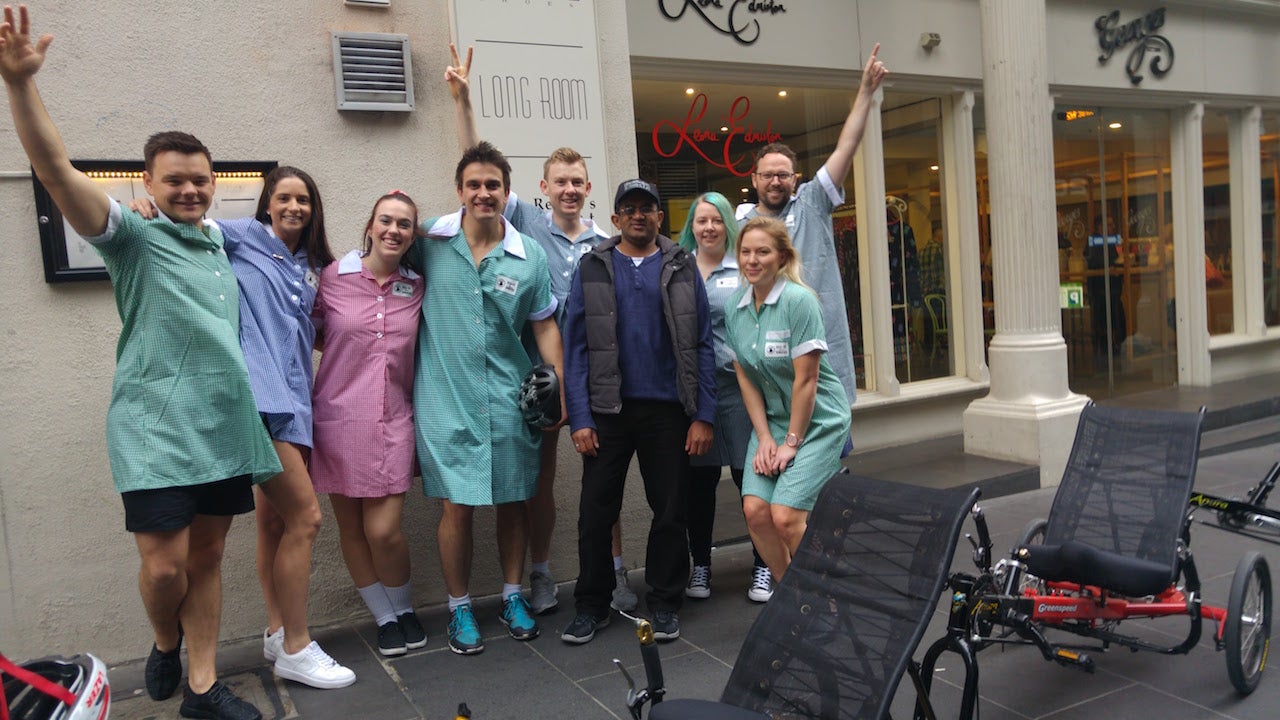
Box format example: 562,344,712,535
785,432,803,448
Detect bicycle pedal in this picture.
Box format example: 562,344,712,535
1053,648,1095,672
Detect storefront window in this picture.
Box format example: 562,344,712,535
882,94,951,382
1264,111,1280,327
634,80,870,388
1204,111,1232,335
1051,106,1176,398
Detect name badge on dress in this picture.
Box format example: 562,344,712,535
495,276,519,295
785,213,796,230
304,269,319,290
766,329,790,340
392,281,414,298
765,342,790,358
715,276,739,289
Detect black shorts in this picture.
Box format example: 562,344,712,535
121,475,255,533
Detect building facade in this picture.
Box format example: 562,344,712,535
0,0,1276,660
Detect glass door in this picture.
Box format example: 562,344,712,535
1052,106,1177,397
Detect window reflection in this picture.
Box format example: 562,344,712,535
1263,111,1280,327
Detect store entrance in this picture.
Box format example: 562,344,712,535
1052,106,1178,398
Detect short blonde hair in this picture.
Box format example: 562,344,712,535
543,147,587,179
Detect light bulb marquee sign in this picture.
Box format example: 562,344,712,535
1095,6,1174,86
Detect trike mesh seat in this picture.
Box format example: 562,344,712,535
651,473,979,720
1022,404,1204,597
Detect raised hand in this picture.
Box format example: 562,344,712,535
444,42,472,100
0,5,53,85
860,42,888,95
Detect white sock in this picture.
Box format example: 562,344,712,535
448,594,471,612
613,555,625,571
502,583,522,599
357,582,397,627
531,561,550,575
385,582,413,616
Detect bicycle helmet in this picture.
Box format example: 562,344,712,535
1,652,109,720
518,363,560,429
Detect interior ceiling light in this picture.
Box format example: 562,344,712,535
1109,121,1123,129
720,126,729,132
685,87,695,95
930,165,940,171
777,90,788,97
741,188,749,193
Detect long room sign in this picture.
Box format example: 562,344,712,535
453,0,610,225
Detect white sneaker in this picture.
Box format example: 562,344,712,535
747,565,774,603
273,641,356,689
263,627,284,662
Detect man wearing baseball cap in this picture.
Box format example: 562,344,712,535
560,179,717,644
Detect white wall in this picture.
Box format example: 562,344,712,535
0,0,639,662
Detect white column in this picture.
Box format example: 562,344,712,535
941,90,989,383
963,0,1088,487
1171,103,1211,385
1230,107,1265,337
853,87,898,397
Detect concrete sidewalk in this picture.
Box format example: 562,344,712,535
104,430,1280,720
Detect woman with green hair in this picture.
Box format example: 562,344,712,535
676,192,771,603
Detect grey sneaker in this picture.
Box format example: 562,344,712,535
651,610,680,641
685,564,711,599
748,564,774,603
610,567,639,612
529,570,558,615
560,612,609,644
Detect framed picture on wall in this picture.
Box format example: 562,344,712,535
35,160,277,283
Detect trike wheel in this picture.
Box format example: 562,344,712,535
1006,518,1048,596
1225,551,1272,695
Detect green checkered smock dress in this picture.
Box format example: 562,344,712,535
90,200,282,492
412,212,555,506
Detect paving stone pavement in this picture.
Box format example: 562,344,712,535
103,434,1280,719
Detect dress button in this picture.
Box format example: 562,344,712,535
475,317,482,324
474,289,479,295
562,271,570,277
295,264,301,270
377,332,384,339
376,313,383,319
206,249,214,255
293,280,301,287
291,294,299,303
219,294,226,301
377,296,384,302
214,271,221,277
565,255,573,262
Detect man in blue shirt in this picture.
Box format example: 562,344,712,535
560,180,716,645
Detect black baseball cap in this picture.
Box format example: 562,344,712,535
613,179,661,210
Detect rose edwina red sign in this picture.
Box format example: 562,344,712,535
651,93,784,177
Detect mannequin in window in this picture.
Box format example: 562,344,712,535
887,210,922,362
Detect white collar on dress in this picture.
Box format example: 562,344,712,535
425,208,527,259
336,248,421,279
737,277,788,308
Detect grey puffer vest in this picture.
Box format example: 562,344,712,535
578,234,702,417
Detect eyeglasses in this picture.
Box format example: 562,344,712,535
617,205,658,217
754,171,795,182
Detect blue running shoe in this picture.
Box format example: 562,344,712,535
501,593,540,641
448,604,484,655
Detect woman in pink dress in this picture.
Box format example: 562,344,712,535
311,192,426,656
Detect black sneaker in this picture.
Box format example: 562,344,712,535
651,610,680,642
398,611,428,650
178,681,262,720
144,637,183,701
560,612,609,644
377,620,407,656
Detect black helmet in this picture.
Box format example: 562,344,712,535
1,652,110,720
518,363,560,429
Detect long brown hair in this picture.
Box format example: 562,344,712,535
361,191,420,260
254,166,334,270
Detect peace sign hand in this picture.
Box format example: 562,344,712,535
444,42,473,100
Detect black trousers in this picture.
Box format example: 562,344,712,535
575,401,690,616
687,465,765,569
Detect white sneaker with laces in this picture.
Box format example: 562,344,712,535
263,627,284,662
273,641,356,689
747,565,774,603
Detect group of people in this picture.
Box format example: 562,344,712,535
0,5,885,719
